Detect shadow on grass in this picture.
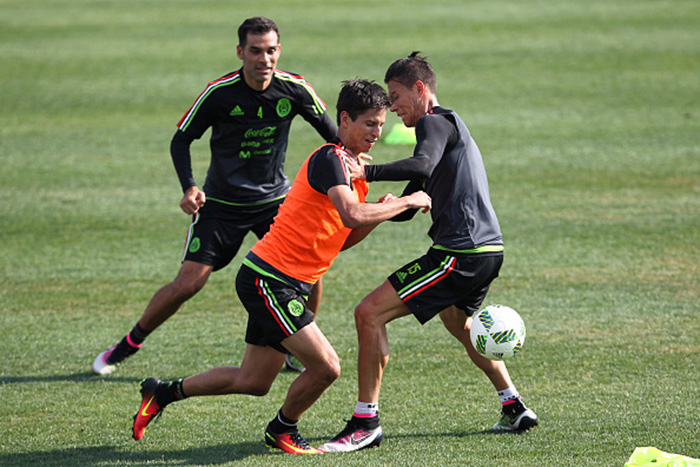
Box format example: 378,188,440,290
0,431,534,465
0,372,142,384
385,428,528,440
0,443,267,466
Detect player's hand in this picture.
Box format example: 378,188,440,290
407,190,431,213
180,186,206,214
358,153,373,164
343,154,367,181
377,193,397,203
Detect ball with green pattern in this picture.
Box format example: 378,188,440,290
469,305,526,360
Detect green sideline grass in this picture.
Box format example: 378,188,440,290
1,0,698,466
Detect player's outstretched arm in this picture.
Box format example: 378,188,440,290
340,193,396,251
330,186,431,236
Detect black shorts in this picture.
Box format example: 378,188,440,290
181,198,283,271
388,247,504,324
235,264,315,353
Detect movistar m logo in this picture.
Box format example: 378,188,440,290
230,105,244,116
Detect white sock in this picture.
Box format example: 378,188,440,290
353,401,378,418
497,387,520,404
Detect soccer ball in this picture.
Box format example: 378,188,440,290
469,305,526,360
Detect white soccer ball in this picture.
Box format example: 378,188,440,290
469,305,526,360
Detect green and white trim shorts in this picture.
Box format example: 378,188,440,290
388,246,504,324
235,263,315,353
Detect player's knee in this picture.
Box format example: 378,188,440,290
318,359,341,386
328,355,341,382
171,277,206,300
354,301,375,328
307,352,340,386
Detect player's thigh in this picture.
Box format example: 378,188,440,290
356,280,412,326
282,322,339,375
238,343,287,389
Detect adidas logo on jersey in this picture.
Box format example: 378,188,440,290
230,105,244,116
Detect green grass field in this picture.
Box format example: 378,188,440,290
1,0,698,465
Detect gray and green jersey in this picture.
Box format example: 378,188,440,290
365,106,503,252
171,68,337,206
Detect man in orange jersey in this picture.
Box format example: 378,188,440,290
130,79,432,454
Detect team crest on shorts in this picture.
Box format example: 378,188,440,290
189,237,201,253
287,299,304,317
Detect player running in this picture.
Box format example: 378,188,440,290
93,17,335,376
320,52,538,453
130,79,431,454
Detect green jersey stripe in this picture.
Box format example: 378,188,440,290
178,73,242,132
208,195,286,207
274,72,326,115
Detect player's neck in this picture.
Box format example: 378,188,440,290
425,96,439,113
343,147,360,160
337,143,358,161
336,136,361,161
242,70,272,92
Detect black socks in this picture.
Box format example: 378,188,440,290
106,323,150,365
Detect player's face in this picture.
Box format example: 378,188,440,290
237,31,281,91
387,80,423,127
341,108,386,156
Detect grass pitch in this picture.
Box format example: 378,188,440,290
1,0,698,466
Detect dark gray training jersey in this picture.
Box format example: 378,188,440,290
171,68,337,206
365,106,502,251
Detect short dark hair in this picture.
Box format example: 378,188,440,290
238,17,279,47
336,79,390,125
384,51,437,94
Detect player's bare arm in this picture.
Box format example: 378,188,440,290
328,184,431,230
340,193,397,251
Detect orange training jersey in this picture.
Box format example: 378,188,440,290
250,142,369,284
